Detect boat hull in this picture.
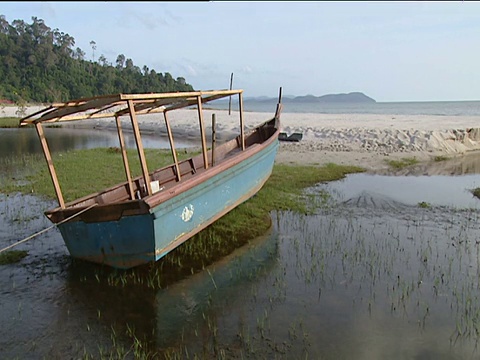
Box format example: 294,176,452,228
57,139,279,269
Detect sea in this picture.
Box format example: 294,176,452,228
210,99,480,116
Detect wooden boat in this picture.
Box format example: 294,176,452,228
278,132,303,142
20,89,282,269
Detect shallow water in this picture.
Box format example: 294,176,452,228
2,165,480,358
0,127,197,160
3,127,480,357
319,172,480,210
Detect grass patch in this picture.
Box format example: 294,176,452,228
0,250,28,265
472,188,480,200
0,148,196,200
418,201,431,209
385,157,419,170
0,117,21,128
433,155,449,162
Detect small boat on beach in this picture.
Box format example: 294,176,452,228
278,132,303,142
20,89,282,269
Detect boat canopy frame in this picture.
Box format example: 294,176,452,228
19,89,246,210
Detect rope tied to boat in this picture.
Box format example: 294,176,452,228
0,203,98,255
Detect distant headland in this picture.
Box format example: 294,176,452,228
245,92,376,104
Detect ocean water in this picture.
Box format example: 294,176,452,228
210,99,480,116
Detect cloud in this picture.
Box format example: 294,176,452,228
38,2,57,19
115,4,180,31
239,66,253,74
184,65,197,77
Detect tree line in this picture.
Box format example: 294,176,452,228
0,15,194,104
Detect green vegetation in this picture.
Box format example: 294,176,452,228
161,162,363,278
0,148,197,199
434,155,449,162
471,188,480,200
0,16,193,103
385,157,419,170
0,250,28,265
418,201,431,209
0,147,363,285
0,117,20,128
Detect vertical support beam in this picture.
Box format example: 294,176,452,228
228,72,234,115
238,92,245,151
211,113,216,166
127,100,152,196
196,95,209,169
164,111,181,181
115,115,135,200
275,86,283,120
35,122,65,208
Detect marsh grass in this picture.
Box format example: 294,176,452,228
0,250,28,265
434,155,449,162
2,147,364,289
385,157,419,169
2,148,196,201
472,188,480,200
0,117,21,128
418,201,431,209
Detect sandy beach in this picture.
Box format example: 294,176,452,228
5,105,480,172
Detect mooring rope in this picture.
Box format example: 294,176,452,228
0,203,98,254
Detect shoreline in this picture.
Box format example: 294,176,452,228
5,106,480,173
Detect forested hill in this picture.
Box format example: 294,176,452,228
0,16,194,104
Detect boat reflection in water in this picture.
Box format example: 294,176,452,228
65,228,279,355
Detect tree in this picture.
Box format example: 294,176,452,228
98,54,108,66
89,40,96,62
115,54,125,69
73,47,85,61
0,16,194,102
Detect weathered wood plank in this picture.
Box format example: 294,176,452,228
197,96,209,169
35,122,65,208
127,100,152,196
115,115,135,200
164,111,181,181
239,92,245,151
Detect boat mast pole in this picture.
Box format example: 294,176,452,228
127,100,152,196
164,111,181,181
35,122,65,208
211,113,216,166
196,95,209,169
228,73,234,115
115,115,135,200
238,92,245,151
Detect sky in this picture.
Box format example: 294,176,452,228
1,1,480,102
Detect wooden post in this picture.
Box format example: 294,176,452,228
35,122,65,208
238,92,245,151
115,115,135,200
275,86,283,119
211,113,216,166
127,100,152,196
228,72,234,115
164,111,181,181
196,96,209,169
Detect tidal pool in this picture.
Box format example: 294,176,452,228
0,127,198,159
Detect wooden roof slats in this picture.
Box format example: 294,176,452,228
164,93,236,113
33,97,123,124
20,90,243,125
114,98,175,117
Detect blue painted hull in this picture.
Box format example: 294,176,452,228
58,138,278,269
